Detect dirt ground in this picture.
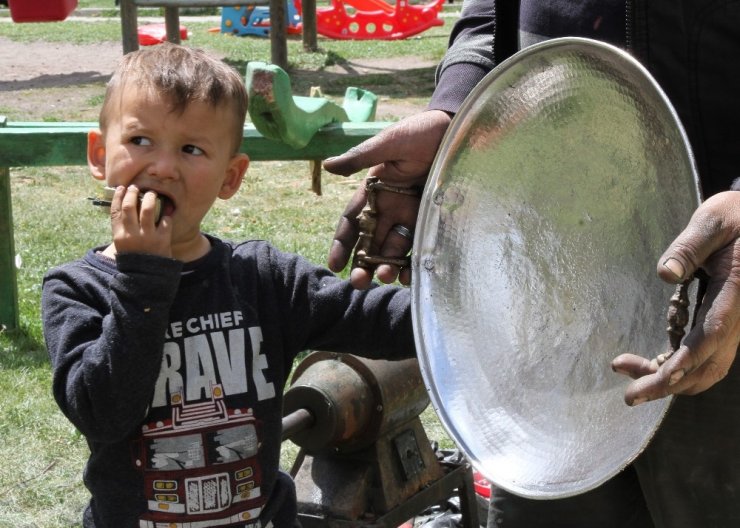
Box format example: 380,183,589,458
0,36,430,121
0,37,118,120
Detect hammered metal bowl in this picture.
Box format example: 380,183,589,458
411,38,700,499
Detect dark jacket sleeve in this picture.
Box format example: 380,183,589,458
429,0,519,114
42,253,182,442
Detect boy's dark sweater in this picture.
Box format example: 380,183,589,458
42,236,414,527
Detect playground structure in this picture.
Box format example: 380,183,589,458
246,61,377,150
8,0,444,47
6,0,77,22
221,0,445,40
221,2,302,37
309,0,445,40
0,116,390,330
245,61,377,195
118,0,294,68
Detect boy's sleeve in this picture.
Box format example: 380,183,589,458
42,254,182,442
257,243,415,360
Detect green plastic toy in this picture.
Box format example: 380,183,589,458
246,61,377,149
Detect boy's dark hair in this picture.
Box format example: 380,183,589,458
100,43,248,152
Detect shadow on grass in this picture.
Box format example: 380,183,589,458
225,57,438,100
0,325,49,369
0,71,111,91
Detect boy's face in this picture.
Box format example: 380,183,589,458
88,85,249,254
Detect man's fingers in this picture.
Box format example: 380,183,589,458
367,160,431,185
657,191,740,283
615,313,740,405
612,353,658,380
619,344,736,405
323,146,378,177
328,185,368,272
614,345,695,405
374,226,415,284
324,110,452,182
328,238,353,274
323,124,407,177
349,267,374,290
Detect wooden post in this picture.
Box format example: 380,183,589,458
301,0,318,52
269,0,288,69
310,160,322,195
0,165,18,331
120,0,140,54
164,6,182,44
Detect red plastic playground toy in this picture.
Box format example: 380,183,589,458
7,0,77,22
298,0,444,40
138,23,189,46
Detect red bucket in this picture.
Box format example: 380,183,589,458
8,0,78,23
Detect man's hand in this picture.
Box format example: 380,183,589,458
323,110,452,289
612,190,740,404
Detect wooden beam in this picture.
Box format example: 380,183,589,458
0,119,389,330
0,122,390,166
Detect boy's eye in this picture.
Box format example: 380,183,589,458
131,136,152,146
183,145,204,156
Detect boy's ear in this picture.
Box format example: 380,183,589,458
218,153,250,200
87,130,107,181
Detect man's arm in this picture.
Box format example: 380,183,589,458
323,0,501,288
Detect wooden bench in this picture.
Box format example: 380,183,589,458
0,116,389,329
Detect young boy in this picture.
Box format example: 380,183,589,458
41,43,414,528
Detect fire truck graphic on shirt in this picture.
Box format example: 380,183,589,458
131,382,265,527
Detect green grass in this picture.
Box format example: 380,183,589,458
0,8,456,526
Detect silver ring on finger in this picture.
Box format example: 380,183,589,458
391,224,414,240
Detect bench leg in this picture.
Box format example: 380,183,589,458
0,167,18,330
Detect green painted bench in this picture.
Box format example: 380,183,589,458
0,116,389,330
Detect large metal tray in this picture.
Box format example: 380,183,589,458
411,37,700,499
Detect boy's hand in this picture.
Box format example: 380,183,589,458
110,185,173,258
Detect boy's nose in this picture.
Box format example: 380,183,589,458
147,151,179,180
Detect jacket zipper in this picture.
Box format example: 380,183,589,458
625,0,633,51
